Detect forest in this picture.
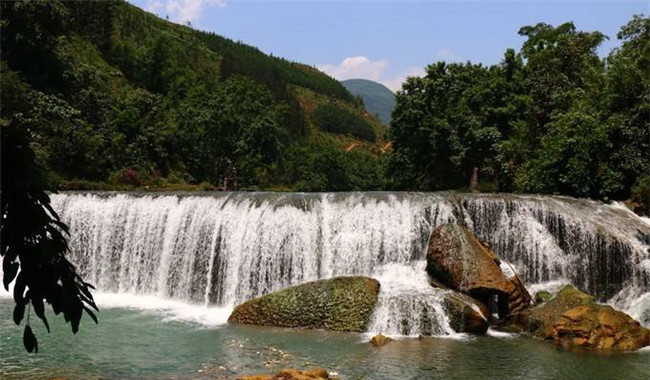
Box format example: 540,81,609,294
1,1,648,209
1,0,385,192
387,15,649,208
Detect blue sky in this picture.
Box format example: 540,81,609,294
129,0,648,91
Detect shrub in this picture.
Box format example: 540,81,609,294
312,104,376,142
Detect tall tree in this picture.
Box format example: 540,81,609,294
517,22,606,148
387,15,648,203
602,15,650,199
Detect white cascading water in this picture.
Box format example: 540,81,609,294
44,192,650,334
367,261,455,336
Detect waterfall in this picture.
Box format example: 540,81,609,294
367,261,455,336
48,192,650,333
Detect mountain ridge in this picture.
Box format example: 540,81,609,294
342,79,396,125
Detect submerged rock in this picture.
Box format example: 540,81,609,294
369,333,393,347
426,224,516,317
228,276,380,332
237,367,338,380
522,285,650,351
442,291,489,333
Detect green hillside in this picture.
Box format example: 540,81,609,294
0,0,385,191
342,79,396,125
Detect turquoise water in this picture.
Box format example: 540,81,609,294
1,297,649,380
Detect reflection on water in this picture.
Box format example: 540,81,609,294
1,298,648,380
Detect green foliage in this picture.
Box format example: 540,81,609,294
515,101,617,198
4,0,644,203
312,103,377,142
386,62,512,190
1,0,381,192
387,15,649,203
284,143,383,191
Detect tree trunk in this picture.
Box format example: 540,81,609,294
470,167,479,192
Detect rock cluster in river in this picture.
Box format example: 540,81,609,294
227,222,648,351
228,276,380,332
425,224,649,351
519,285,650,350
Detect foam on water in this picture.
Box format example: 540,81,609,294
93,292,232,327
487,328,518,339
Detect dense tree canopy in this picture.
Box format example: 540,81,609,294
0,0,384,192
387,16,649,205
1,0,646,204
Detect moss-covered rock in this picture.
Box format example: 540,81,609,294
228,276,380,332
534,290,553,304
524,285,594,337
522,285,650,351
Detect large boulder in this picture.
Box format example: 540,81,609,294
426,224,515,317
442,291,489,333
228,276,380,332
522,285,650,351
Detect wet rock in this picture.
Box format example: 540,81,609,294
228,276,380,332
369,333,393,347
523,285,650,351
496,323,525,333
507,276,532,314
523,285,594,337
442,291,489,333
534,291,553,304
237,367,338,380
426,224,515,317
303,368,330,378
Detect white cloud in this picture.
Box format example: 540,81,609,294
318,56,389,82
381,67,426,92
318,56,425,93
437,49,463,62
144,0,225,24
